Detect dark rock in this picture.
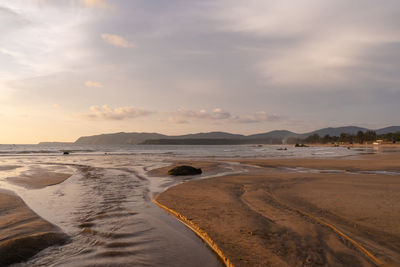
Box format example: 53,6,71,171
63,151,70,155
168,165,202,176
0,232,69,266
295,143,309,147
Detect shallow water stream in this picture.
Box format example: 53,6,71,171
0,154,230,266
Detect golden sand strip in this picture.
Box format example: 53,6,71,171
153,195,234,267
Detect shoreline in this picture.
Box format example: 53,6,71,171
155,153,400,266
0,169,73,265
153,194,234,267
150,160,250,266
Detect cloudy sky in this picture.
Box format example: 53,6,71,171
1,0,399,143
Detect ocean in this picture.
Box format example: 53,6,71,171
0,143,373,158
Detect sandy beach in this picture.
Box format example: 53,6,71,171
156,153,400,266
1,148,399,266
0,170,71,265
7,167,73,189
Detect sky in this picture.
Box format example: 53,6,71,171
1,0,400,143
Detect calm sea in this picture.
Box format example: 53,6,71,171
0,143,372,158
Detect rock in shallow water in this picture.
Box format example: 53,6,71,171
168,165,202,176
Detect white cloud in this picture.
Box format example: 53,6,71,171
85,80,103,88
84,105,152,120
170,108,231,121
168,108,280,124
215,1,323,36
0,1,95,78
31,0,110,9
232,111,280,123
83,0,108,9
216,0,400,88
212,108,231,119
101,33,133,48
168,117,188,124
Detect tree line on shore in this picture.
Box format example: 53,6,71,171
288,131,400,144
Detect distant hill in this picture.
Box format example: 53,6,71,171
304,126,400,137
247,130,299,140
304,126,369,137
38,142,73,145
142,138,254,145
173,131,245,139
73,126,400,145
75,132,167,145
375,126,400,135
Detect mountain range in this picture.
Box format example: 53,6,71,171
73,126,400,145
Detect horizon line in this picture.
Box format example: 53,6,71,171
2,125,399,145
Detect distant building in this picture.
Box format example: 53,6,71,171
373,140,383,145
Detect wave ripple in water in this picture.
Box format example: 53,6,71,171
7,155,221,267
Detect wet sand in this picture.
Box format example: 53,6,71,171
7,167,73,189
231,152,400,172
0,168,71,265
156,153,400,266
0,189,69,266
